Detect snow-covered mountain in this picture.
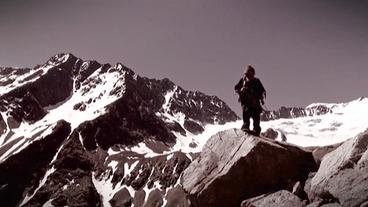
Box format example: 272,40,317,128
261,97,368,147
261,104,333,121
0,53,367,206
0,53,238,206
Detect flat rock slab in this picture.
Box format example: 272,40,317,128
181,128,316,207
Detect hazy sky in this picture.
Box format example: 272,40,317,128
0,0,367,114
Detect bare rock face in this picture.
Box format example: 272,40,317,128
241,190,305,207
0,120,71,207
0,113,6,136
181,128,317,207
309,129,368,207
183,119,204,135
1,92,47,124
77,96,177,151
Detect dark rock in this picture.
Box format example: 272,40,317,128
122,74,238,126
181,128,317,207
241,190,305,207
25,172,101,207
0,67,31,87
309,129,368,207
143,189,163,207
261,106,306,121
6,115,21,129
0,120,71,207
189,142,198,148
54,131,94,172
261,128,278,140
78,96,176,151
261,105,332,121
74,60,103,90
164,185,189,207
4,92,47,123
25,130,101,207
0,113,6,136
73,102,86,111
292,181,308,201
1,65,74,108
306,105,333,116
183,119,204,135
127,152,191,190
110,188,133,207
165,121,186,136
133,190,145,207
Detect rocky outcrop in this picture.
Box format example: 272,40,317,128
241,190,305,207
261,128,279,140
0,120,71,207
77,96,177,151
0,67,31,87
24,130,101,207
183,119,204,135
0,113,6,136
181,128,317,207
261,105,332,121
0,92,47,124
309,129,368,207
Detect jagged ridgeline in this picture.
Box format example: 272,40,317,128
0,53,238,206
3,54,368,207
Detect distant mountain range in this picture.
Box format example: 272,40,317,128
0,53,366,206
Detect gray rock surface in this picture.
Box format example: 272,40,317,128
181,128,317,207
241,190,305,207
310,129,368,207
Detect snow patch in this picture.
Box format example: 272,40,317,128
92,160,139,207
42,198,54,207
129,143,160,158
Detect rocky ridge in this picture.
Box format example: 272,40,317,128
0,53,238,206
181,128,368,207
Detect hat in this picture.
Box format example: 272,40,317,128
244,65,255,74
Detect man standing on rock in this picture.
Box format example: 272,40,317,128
235,65,266,136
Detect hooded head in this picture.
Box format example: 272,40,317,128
244,65,255,80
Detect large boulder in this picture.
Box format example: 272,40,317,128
181,128,317,207
241,190,305,207
309,129,368,207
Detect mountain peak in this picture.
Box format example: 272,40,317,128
47,53,76,65
356,96,367,102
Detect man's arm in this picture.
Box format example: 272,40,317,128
256,79,266,105
234,78,243,93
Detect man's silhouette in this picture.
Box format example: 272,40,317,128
235,65,266,136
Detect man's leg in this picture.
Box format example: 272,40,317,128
252,108,261,136
242,106,251,131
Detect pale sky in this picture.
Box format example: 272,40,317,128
1,0,367,114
